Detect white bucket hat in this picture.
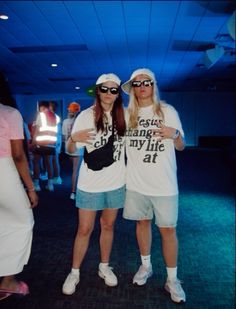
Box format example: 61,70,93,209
121,68,156,94
96,73,121,86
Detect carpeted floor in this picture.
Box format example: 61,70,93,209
0,148,235,309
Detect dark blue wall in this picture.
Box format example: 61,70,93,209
16,91,236,147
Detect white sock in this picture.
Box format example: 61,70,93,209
166,267,177,281
141,255,151,268
99,262,109,269
71,268,80,275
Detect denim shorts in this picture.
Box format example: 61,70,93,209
76,186,126,211
123,189,178,227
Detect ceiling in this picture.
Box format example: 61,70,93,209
0,0,235,96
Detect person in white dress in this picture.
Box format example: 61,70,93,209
0,100,38,300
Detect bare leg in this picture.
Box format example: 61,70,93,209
33,153,41,179
99,208,119,263
41,155,47,175
71,156,80,192
52,152,60,177
44,155,53,179
159,227,178,267
72,209,97,268
0,275,21,291
52,155,57,177
136,220,152,256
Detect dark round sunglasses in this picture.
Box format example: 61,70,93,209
99,85,119,95
131,79,154,88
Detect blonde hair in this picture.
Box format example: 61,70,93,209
127,78,164,128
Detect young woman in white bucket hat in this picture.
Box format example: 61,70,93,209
62,73,126,295
122,68,186,303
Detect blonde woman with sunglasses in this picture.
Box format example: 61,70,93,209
62,73,126,295
122,68,186,303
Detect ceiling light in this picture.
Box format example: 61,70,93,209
75,86,80,90
0,14,9,20
86,86,96,97
51,63,58,67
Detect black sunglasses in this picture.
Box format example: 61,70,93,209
131,79,154,88
99,85,119,95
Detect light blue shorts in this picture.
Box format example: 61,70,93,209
123,190,178,227
76,186,126,211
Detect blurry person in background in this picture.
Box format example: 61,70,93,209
62,102,83,200
23,121,34,175
49,101,62,185
32,101,60,192
0,98,38,300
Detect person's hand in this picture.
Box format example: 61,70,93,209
152,122,177,140
27,191,38,208
71,128,96,144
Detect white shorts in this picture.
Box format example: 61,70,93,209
123,189,178,227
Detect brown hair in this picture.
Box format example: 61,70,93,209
93,86,126,136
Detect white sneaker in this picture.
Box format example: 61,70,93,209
133,264,153,285
46,179,54,191
164,278,186,303
98,264,118,287
53,176,62,185
62,271,80,295
33,179,41,192
70,192,76,200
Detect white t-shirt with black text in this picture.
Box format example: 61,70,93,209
72,107,126,193
125,103,184,196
